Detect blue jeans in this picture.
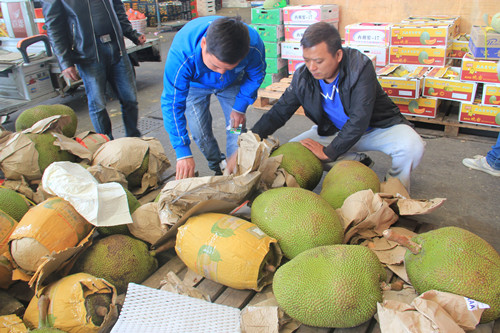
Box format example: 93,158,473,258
76,38,140,139
486,133,500,170
291,124,425,190
185,80,242,172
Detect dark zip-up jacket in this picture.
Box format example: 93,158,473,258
41,0,142,71
252,47,411,161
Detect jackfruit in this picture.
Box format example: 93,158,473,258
15,104,78,138
0,187,30,221
26,133,76,175
85,293,112,326
270,142,323,190
71,234,158,294
0,209,18,254
251,187,343,259
320,160,380,209
273,245,386,328
384,227,500,323
97,186,140,236
127,150,149,189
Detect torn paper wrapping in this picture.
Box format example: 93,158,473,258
86,164,128,188
130,202,169,245
41,161,132,227
159,271,211,302
377,290,486,333
157,172,261,227
241,297,300,333
0,177,54,204
74,131,110,154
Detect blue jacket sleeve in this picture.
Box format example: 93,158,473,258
232,39,266,113
161,53,195,160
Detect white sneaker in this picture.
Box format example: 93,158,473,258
462,155,500,177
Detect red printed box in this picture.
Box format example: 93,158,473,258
281,42,303,60
390,24,454,47
482,84,500,106
423,67,477,103
389,46,450,67
401,15,461,37
450,34,469,59
345,22,392,46
377,64,429,99
349,45,389,67
283,5,339,25
391,96,440,118
285,22,339,42
459,102,500,127
288,59,305,74
460,53,500,84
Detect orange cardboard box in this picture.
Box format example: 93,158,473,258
377,64,429,99
400,15,461,37
450,34,470,59
460,53,500,84
390,24,454,47
481,84,500,106
423,67,477,103
390,45,450,67
391,96,440,118
459,102,500,127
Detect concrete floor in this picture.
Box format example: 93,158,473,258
2,9,499,253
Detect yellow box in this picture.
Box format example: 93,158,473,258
391,96,440,118
389,45,450,67
423,67,477,102
482,84,500,106
376,64,429,99
459,102,500,127
460,53,500,84
450,34,470,59
390,24,453,47
401,15,460,37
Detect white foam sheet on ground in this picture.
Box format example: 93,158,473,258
111,283,241,333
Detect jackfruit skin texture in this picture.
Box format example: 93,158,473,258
26,133,76,174
97,186,140,236
320,160,380,209
405,227,500,323
270,142,324,190
273,245,386,328
15,104,78,138
0,188,29,222
71,234,157,294
251,187,343,259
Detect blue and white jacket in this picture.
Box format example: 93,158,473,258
161,16,266,160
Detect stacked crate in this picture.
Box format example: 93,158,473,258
123,0,193,26
280,5,339,75
344,23,392,70
251,7,287,89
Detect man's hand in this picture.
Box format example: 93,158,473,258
137,34,146,45
225,152,238,175
62,66,80,81
176,157,196,180
300,138,329,160
230,110,246,129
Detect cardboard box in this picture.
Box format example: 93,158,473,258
345,23,392,46
423,67,477,103
285,22,338,42
283,5,339,24
281,42,303,60
288,59,305,74
389,46,450,67
400,15,461,37
391,96,440,118
0,1,38,39
349,45,390,67
450,34,470,59
261,67,287,88
460,53,500,84
482,84,500,106
377,64,429,99
459,102,500,127
390,24,454,47
266,57,287,74
469,26,500,60
250,24,284,42
251,7,283,25
264,41,281,58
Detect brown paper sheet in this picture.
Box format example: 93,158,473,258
159,271,211,302
130,202,169,245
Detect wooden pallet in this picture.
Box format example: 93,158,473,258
252,77,500,138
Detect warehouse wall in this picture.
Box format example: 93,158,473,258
289,0,499,37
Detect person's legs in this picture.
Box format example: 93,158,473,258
215,79,242,158
185,87,224,172
109,50,141,137
462,132,500,176
486,132,500,169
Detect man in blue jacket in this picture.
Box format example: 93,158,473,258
251,22,425,190
161,16,266,179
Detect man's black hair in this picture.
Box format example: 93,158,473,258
300,22,342,57
205,16,250,64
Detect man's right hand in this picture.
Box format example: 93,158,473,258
62,66,80,81
176,157,196,180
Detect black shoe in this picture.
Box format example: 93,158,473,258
359,154,374,168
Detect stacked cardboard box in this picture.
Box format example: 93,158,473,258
251,7,287,88
344,23,392,70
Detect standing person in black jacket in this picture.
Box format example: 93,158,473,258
41,0,146,139
250,22,425,190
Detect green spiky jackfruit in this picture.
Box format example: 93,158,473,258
126,150,149,189
71,234,157,294
0,187,29,221
16,104,78,138
320,160,380,209
403,227,500,323
270,142,323,190
26,133,76,174
251,187,343,259
273,245,386,328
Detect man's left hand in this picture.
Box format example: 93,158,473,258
300,138,329,160
230,110,246,129
137,34,146,45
